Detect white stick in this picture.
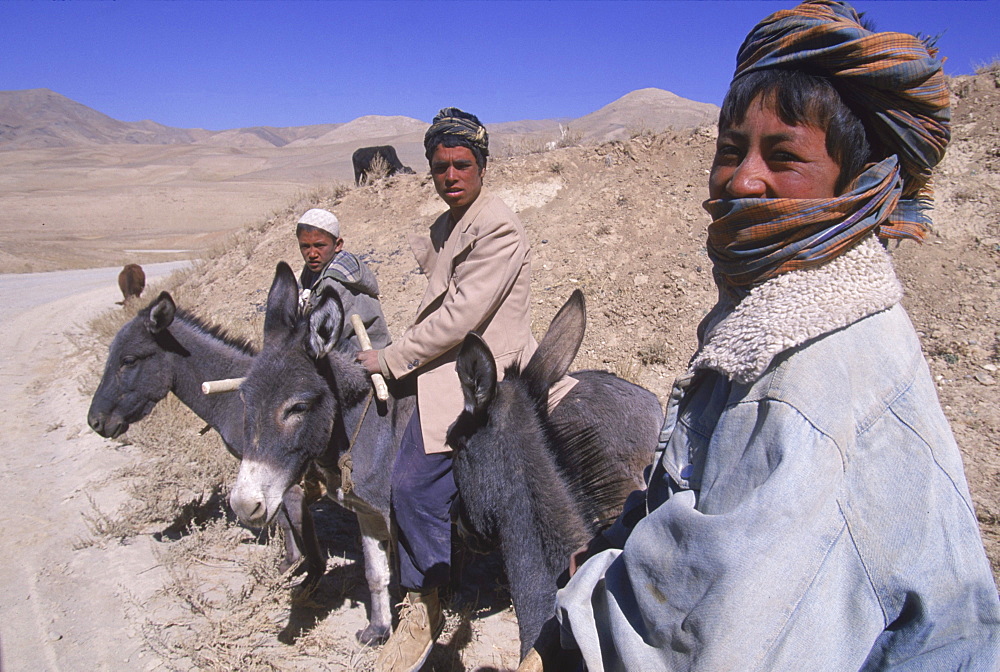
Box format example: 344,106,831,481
202,377,244,395
351,314,389,401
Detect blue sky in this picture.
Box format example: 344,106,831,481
2,1,997,130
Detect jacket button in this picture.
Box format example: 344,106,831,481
680,464,693,479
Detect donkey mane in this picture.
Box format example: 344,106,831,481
501,365,630,532
168,306,258,356
501,360,550,419
550,422,635,529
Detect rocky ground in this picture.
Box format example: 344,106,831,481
2,68,997,671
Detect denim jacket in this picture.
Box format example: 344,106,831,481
557,238,1000,671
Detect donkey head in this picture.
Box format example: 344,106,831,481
448,290,588,548
229,262,355,529
87,292,183,438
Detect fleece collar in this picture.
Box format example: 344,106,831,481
691,236,904,385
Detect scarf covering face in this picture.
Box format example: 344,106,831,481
706,156,900,294
707,0,950,297
424,107,489,158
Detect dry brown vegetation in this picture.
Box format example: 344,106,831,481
72,70,1000,669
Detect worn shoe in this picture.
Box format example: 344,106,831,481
374,589,445,672
516,647,545,672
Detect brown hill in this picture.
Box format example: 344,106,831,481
0,88,212,148
199,124,344,148
571,87,720,142
287,115,428,147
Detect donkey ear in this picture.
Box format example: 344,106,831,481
263,262,299,345
522,289,586,388
456,332,497,415
306,285,345,359
146,292,176,334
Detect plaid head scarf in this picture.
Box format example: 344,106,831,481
424,107,489,159
706,0,950,298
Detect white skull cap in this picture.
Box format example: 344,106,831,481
296,209,340,238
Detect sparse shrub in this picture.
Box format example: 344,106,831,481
494,136,551,158
637,339,671,366
556,124,582,148
628,123,655,140
951,189,980,204
550,162,564,174
974,57,1000,75
330,182,351,199
361,153,390,184
76,493,135,547
610,357,642,384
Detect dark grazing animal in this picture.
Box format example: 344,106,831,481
351,145,415,185
117,263,145,304
447,290,663,659
228,261,413,645
86,292,323,581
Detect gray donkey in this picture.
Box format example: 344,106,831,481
87,292,323,582
229,262,411,645
447,289,663,660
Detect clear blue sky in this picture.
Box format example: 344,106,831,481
2,1,997,130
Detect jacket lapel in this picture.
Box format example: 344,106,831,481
414,190,495,317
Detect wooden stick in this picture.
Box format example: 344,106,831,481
202,377,244,395
351,314,389,401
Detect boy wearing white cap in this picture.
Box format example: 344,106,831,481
296,208,391,350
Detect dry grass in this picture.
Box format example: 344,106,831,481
556,124,582,148
975,58,1000,75
493,135,554,158
130,518,295,671
360,153,391,184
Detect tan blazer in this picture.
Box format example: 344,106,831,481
382,189,538,453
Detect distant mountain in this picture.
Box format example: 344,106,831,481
199,124,344,148
0,89,211,149
571,88,719,143
0,87,718,151
488,118,571,135
286,115,427,147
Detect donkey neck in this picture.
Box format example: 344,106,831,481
165,316,254,448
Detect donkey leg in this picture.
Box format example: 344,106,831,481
355,512,393,645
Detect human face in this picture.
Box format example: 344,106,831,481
430,145,485,216
709,96,842,201
297,228,342,273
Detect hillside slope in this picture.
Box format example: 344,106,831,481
79,69,999,670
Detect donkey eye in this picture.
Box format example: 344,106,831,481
121,355,138,367
285,401,311,418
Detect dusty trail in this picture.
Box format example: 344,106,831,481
0,263,186,671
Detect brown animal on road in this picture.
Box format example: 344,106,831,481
117,264,145,304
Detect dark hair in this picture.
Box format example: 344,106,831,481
719,69,871,193
425,135,487,171
295,223,338,241
424,108,488,170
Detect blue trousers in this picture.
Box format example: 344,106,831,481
391,408,457,592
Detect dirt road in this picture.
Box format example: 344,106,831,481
0,263,186,671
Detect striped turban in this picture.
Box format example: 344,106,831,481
424,107,489,159
706,0,951,298
734,0,950,238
